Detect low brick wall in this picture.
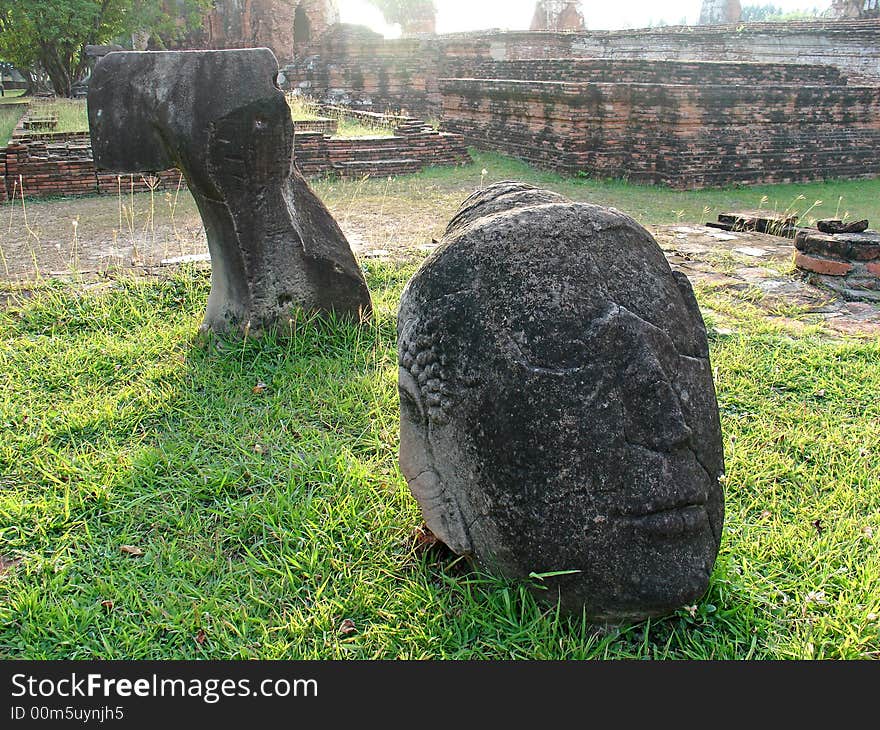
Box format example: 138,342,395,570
294,124,470,178
96,169,187,195
1,135,186,200
292,117,339,135
1,123,470,200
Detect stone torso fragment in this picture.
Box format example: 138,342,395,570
88,48,371,334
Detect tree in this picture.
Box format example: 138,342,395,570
740,4,823,21
366,0,436,27
0,0,210,98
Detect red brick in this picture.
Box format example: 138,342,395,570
795,252,854,276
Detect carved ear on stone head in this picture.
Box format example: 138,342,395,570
672,270,709,358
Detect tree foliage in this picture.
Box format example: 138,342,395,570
740,4,824,21
0,0,210,97
366,0,436,27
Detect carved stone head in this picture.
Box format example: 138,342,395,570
398,182,725,621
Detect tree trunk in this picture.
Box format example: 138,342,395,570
37,39,74,96
41,55,72,97
22,68,37,96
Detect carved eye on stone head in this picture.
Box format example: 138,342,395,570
505,331,588,375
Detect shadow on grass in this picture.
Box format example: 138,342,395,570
0,265,836,659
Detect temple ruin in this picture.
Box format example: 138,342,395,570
399,2,437,36
199,0,339,63
529,1,586,31
151,6,880,190
698,1,742,25
830,0,880,18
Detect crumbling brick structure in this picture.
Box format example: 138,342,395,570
286,19,880,114
529,1,586,31
440,57,880,188
400,2,437,36
830,0,880,18
699,0,742,25
200,0,339,62
795,229,880,302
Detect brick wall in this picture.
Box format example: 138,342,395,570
457,58,847,86
440,66,880,188
294,124,470,178
440,20,880,84
283,25,443,118
284,19,880,119
1,124,469,200
1,134,186,200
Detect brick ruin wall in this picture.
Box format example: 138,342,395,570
440,60,880,188
0,132,185,201
196,0,338,64
293,122,470,177
287,25,442,117
454,19,880,83
201,0,295,62
0,126,469,200
287,20,880,120
284,19,880,188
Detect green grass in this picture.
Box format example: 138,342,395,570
287,93,395,139
25,98,89,133
434,152,879,228
335,118,394,139
0,263,877,659
0,103,24,144
0,89,27,103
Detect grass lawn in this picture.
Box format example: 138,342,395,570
440,154,880,228
0,97,393,140
24,98,90,134
288,95,395,138
0,103,26,144
0,96,90,137
0,251,877,658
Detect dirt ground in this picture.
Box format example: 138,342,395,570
1,188,877,337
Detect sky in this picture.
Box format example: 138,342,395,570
337,1,833,37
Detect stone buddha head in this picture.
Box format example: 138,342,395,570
398,182,725,621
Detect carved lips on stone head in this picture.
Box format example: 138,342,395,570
397,182,726,622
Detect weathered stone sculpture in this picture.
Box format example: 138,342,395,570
398,182,725,621
88,48,372,334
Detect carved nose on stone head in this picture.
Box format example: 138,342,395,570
622,356,693,452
